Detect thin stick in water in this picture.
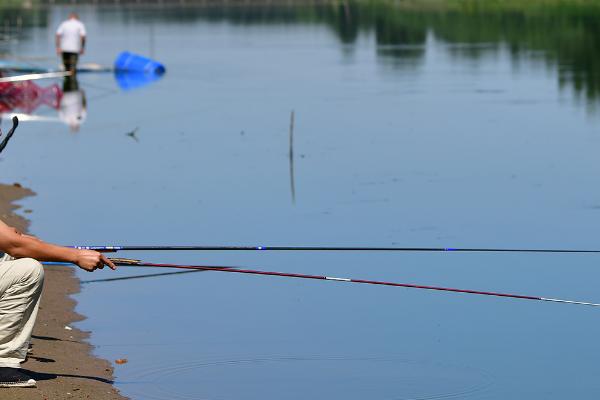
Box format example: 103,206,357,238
289,109,296,204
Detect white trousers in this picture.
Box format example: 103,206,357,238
0,256,44,368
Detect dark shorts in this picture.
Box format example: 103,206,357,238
62,52,79,73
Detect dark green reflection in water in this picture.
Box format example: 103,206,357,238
92,0,600,106
0,6,47,45
4,1,600,105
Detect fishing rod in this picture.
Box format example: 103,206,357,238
0,71,71,83
0,116,19,154
108,258,600,307
74,245,600,254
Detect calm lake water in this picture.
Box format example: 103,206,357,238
2,1,600,398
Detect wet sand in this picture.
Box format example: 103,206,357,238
0,183,126,400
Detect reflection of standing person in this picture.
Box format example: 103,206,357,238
55,12,86,73
59,75,87,132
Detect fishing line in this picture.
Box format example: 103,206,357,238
80,269,204,284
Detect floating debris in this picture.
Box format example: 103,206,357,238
125,127,139,142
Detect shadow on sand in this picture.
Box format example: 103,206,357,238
23,369,114,385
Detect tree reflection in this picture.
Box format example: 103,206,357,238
90,0,600,107
4,1,600,108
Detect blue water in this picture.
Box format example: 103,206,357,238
2,2,600,399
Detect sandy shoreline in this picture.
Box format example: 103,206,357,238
0,183,127,400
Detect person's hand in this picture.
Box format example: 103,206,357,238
56,47,61,55
75,250,116,272
79,48,85,55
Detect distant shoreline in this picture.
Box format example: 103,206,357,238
0,183,127,400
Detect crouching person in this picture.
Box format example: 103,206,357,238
0,220,115,388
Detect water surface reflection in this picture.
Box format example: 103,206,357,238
84,0,600,109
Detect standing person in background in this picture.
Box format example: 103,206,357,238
55,12,86,73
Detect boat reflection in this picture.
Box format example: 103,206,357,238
0,73,86,132
114,70,163,91
0,68,163,132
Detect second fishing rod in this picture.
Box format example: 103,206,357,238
72,244,600,254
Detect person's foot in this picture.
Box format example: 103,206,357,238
0,367,36,388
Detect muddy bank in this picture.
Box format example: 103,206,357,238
0,183,126,400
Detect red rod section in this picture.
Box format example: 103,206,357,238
116,261,544,303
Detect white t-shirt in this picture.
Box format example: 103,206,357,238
56,19,86,53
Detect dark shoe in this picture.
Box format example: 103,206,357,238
0,367,36,388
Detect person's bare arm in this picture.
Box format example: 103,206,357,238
80,35,86,55
0,220,115,272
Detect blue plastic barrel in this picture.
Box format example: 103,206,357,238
114,51,166,74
